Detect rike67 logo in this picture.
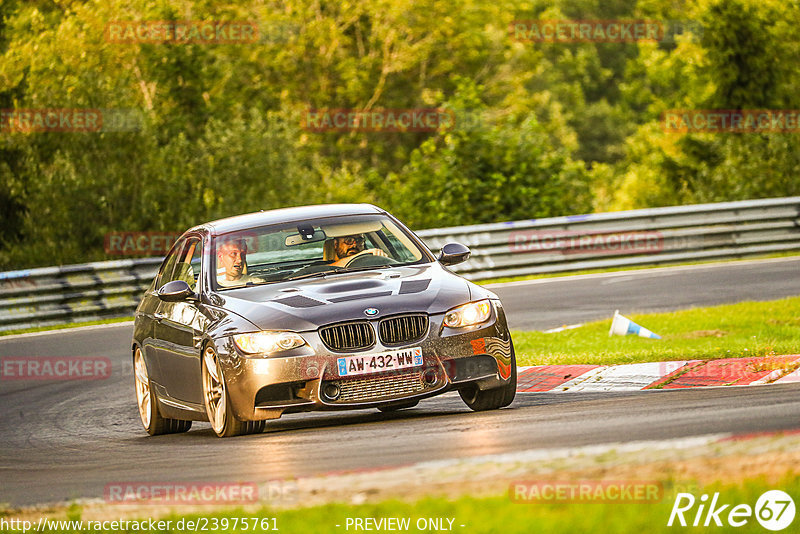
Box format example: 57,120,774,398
668,490,795,530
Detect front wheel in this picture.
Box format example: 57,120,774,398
201,346,265,438
134,347,192,436
459,347,517,412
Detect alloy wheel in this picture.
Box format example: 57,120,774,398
202,347,227,434
134,347,151,429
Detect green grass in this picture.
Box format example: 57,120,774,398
0,316,133,336
478,251,800,286
512,296,800,366
5,476,797,533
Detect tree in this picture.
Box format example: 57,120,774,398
388,80,593,228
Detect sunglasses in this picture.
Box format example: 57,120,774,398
339,236,365,245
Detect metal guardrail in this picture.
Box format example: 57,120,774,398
1,197,799,332
0,259,162,333
417,196,800,280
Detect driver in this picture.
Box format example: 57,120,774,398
217,238,261,287
329,234,388,267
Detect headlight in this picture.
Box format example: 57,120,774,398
232,331,306,355
444,300,492,328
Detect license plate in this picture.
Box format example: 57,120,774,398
337,346,423,377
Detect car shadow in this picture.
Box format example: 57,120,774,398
131,390,681,441
170,393,492,439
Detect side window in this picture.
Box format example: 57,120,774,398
170,238,203,291
156,241,183,289
188,239,203,291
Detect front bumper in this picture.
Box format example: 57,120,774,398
211,300,514,421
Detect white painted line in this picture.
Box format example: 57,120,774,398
55,433,735,511
0,321,134,342
556,366,607,391
773,367,800,384
453,433,729,466
751,369,786,385
319,433,730,476
542,323,584,333
559,361,689,392
485,255,800,289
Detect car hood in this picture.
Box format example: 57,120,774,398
210,263,474,332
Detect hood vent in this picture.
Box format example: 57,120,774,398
328,291,393,303
274,295,326,308
399,279,431,294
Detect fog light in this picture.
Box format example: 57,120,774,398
422,369,438,386
323,383,340,400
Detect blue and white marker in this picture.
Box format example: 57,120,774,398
609,310,661,339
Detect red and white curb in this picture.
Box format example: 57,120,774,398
516,355,800,393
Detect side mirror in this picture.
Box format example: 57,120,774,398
157,280,196,302
437,242,471,266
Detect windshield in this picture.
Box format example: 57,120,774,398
212,214,428,290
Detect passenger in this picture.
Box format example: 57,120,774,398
217,238,260,287
329,234,388,267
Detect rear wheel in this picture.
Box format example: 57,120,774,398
377,400,419,412
459,345,517,412
134,347,192,436
201,346,265,438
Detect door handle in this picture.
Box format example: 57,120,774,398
154,313,167,321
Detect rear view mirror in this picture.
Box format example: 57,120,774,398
437,242,471,266
157,280,196,302
285,229,326,246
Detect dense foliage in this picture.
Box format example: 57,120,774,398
1,0,798,268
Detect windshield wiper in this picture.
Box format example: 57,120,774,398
284,267,346,282
283,261,418,283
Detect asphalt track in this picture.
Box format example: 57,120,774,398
1,258,799,507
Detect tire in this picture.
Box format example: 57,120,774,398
201,346,265,438
459,344,517,412
377,400,420,412
134,347,192,436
